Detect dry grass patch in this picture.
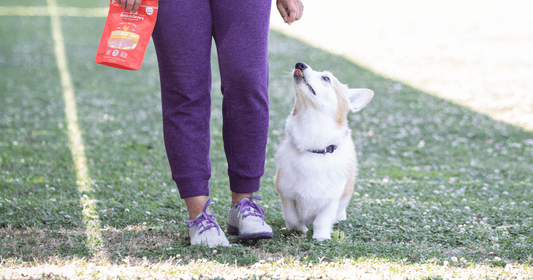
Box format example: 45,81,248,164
0,226,90,261
97,225,180,260
0,225,189,263
2,225,532,279
2,256,533,279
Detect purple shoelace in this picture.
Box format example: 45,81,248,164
235,196,266,225
187,198,221,235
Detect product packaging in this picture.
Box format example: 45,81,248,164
95,0,158,71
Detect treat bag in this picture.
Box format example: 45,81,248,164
95,0,158,71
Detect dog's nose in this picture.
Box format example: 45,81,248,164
295,62,308,70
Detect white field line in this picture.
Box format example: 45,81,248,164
46,0,103,251
0,6,107,17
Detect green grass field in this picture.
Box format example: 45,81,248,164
1,0,532,279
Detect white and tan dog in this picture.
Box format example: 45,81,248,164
275,62,374,241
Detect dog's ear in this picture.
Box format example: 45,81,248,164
347,88,374,112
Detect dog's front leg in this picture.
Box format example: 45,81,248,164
280,194,307,233
312,200,339,241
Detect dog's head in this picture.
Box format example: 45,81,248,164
292,62,374,122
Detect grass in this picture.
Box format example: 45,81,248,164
1,0,533,279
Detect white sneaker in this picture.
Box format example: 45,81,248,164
227,196,273,240
187,199,230,248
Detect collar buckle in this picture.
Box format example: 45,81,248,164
308,144,338,155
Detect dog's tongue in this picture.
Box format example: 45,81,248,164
293,69,303,77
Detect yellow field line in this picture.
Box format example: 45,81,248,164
46,0,103,252
0,6,107,17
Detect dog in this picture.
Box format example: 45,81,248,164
275,62,374,241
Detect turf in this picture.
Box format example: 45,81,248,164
0,2,532,279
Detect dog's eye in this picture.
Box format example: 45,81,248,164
322,76,330,83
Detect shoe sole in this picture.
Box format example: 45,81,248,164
227,224,273,240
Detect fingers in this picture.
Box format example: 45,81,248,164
118,0,127,10
289,1,303,24
126,0,134,12
277,0,304,25
295,1,304,22
132,0,142,13
276,1,289,22
117,0,141,13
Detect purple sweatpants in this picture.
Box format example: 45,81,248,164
151,0,271,199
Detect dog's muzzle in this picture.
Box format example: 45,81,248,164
293,62,316,95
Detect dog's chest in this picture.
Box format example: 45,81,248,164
286,113,345,152
276,109,355,200
278,145,352,197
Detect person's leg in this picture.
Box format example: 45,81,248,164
211,0,272,196
231,193,252,207
211,0,273,240
152,1,229,247
152,0,213,200
184,196,209,219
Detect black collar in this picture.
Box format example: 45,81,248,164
307,145,337,155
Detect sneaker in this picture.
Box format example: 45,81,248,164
227,196,273,240
187,198,230,248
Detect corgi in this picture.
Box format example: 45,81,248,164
275,62,374,241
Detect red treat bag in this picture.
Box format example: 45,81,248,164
95,0,158,71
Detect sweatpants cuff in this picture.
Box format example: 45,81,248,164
174,175,210,199
229,176,261,194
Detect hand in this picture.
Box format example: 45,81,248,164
276,0,304,25
116,0,142,13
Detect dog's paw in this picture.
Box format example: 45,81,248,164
312,230,331,241
335,211,347,223
313,235,331,241
286,223,308,233
296,225,308,233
